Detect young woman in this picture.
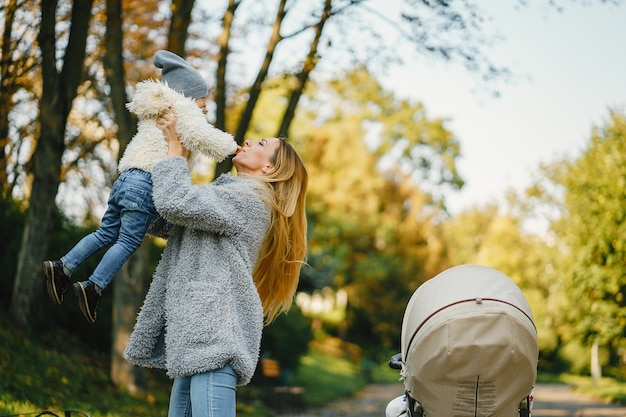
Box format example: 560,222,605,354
123,111,308,417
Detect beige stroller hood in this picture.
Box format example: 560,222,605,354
401,264,538,417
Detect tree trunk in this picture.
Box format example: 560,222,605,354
104,0,148,392
591,340,601,385
214,0,240,133
214,0,288,177
214,0,329,180
103,0,136,153
0,0,18,196
111,239,151,394
277,0,331,138
10,0,94,328
168,0,195,56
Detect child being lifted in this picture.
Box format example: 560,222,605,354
43,50,237,324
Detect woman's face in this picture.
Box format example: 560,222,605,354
232,138,281,175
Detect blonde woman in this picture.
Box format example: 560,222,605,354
124,111,308,417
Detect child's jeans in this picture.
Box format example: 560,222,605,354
61,168,157,290
168,365,237,417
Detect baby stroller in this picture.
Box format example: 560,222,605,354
386,264,538,417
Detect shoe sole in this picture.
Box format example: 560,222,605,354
43,261,63,306
73,282,96,324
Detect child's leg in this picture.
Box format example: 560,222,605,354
45,176,124,307
88,169,157,290
60,177,125,273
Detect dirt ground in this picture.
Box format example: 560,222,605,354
280,382,626,417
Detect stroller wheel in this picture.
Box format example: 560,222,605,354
518,395,531,417
385,395,407,417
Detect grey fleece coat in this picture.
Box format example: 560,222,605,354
123,157,269,385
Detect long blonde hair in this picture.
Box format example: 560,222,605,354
253,138,308,324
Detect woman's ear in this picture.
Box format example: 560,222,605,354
261,163,275,174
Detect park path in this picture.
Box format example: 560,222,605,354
280,383,626,417
532,383,626,417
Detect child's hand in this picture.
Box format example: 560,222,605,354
157,113,184,157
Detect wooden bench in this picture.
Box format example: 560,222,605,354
260,358,305,410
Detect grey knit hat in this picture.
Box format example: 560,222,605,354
153,50,208,99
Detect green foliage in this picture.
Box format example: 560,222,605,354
0,305,391,417
0,195,114,344
552,111,626,347
324,68,464,192
556,374,626,405
443,110,626,375
536,372,626,405
261,304,314,374
557,340,608,375
0,196,26,306
441,199,565,362
0,314,170,417
291,348,367,407
347,256,412,360
289,345,402,407
275,69,453,356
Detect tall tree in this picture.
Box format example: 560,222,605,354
102,0,150,393
276,0,332,138
441,199,563,356
215,0,289,176
168,0,194,55
551,111,626,379
10,0,94,327
276,70,451,355
214,0,241,133
212,0,505,176
0,0,40,198
0,0,18,195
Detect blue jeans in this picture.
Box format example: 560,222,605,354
61,169,157,290
168,365,237,417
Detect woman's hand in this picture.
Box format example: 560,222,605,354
157,112,184,157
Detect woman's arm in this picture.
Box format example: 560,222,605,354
154,114,269,236
150,158,268,236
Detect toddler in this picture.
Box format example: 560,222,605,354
44,50,236,323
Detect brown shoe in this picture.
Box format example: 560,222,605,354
43,260,71,306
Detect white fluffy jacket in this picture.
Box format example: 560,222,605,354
118,80,236,174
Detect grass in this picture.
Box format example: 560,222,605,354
0,314,171,417
0,312,395,417
292,349,398,407
4,308,626,416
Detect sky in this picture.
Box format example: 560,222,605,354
380,0,626,215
